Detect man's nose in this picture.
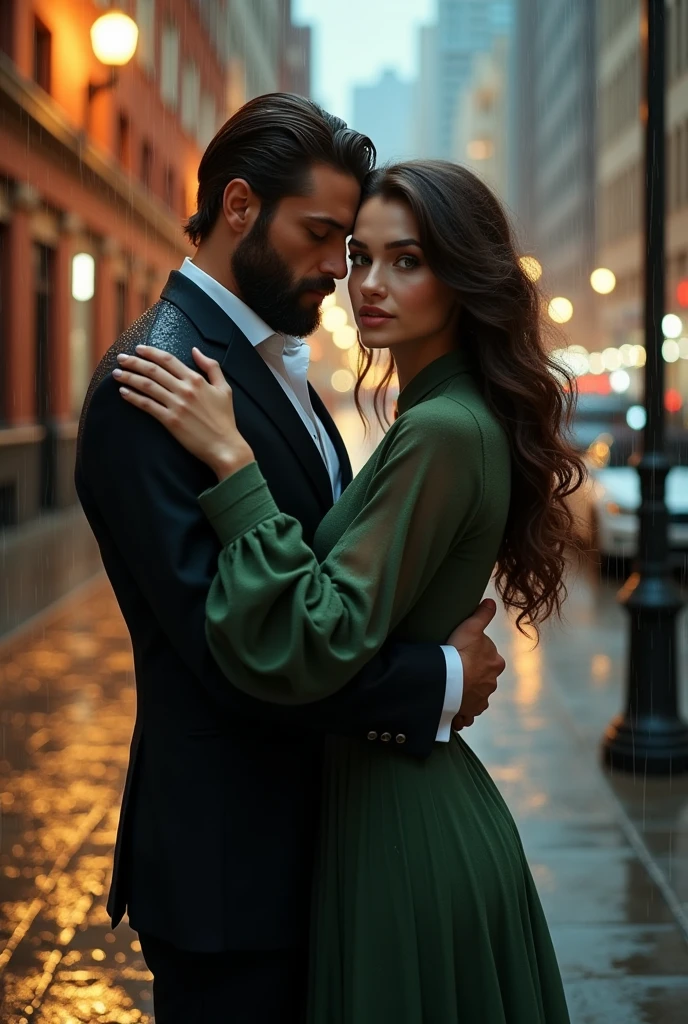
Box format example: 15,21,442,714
319,245,349,280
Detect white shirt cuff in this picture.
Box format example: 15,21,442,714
435,646,464,742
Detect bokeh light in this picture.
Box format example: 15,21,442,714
626,405,647,430
590,268,616,294
331,369,354,392
609,369,631,393
322,306,348,332
548,297,573,323
332,325,357,349
662,339,680,362
662,313,683,338
519,255,542,281
602,347,621,371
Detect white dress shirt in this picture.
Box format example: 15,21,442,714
178,258,463,740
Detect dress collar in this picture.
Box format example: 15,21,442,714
397,350,471,415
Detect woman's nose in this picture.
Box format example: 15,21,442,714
360,268,387,297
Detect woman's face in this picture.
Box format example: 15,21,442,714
347,196,458,353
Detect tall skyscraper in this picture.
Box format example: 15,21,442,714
414,1,513,159
413,25,440,158
437,0,512,158
512,0,597,348
453,37,510,202
352,70,415,164
596,0,688,357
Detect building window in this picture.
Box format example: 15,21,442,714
0,0,14,58
33,243,53,425
70,253,95,420
198,92,217,147
117,111,131,170
0,223,6,425
141,141,153,190
164,165,175,209
33,17,51,94
181,60,200,136
135,0,156,74
116,280,128,338
160,22,179,109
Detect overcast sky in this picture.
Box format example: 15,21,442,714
293,0,436,124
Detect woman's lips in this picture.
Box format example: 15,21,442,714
359,308,394,329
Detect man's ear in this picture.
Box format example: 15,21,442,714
222,178,261,236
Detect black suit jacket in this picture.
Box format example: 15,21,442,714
75,271,447,952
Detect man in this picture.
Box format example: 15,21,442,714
76,94,505,1023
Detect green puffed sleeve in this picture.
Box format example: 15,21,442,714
199,399,484,704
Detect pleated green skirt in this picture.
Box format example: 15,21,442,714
308,733,570,1024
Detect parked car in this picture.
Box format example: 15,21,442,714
570,429,688,565
566,394,631,452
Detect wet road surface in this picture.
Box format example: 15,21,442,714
1,564,688,1022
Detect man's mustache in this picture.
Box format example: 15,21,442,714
296,278,336,297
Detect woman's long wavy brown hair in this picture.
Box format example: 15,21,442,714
354,161,586,635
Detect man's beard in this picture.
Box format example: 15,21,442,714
231,210,335,337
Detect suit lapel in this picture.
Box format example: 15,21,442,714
161,272,335,513
309,385,354,490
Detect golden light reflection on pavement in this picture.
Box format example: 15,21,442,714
0,580,153,1023
3,562,688,1022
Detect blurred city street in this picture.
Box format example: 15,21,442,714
2,0,688,1021
1,557,688,1024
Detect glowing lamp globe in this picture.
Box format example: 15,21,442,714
91,12,139,67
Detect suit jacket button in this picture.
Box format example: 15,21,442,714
381,732,392,742
367,730,378,741
395,733,406,744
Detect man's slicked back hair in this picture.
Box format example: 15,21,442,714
185,93,376,246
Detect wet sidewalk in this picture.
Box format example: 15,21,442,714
0,569,687,1023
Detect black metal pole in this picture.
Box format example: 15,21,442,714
602,0,688,774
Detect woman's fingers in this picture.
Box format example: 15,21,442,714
113,368,178,408
119,386,174,425
191,347,225,387
116,352,190,396
133,344,194,380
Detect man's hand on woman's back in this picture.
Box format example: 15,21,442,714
447,599,506,730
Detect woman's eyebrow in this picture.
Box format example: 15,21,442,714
349,237,368,248
384,238,422,249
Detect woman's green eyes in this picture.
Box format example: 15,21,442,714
396,255,419,269
348,253,419,269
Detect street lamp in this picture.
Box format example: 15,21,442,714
88,11,138,103
602,0,688,775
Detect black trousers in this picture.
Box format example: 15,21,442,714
139,932,308,1024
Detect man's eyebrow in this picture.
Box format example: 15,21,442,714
348,237,423,250
306,214,349,231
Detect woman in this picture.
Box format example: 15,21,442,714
113,161,583,1022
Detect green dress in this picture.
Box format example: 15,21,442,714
199,351,570,1024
